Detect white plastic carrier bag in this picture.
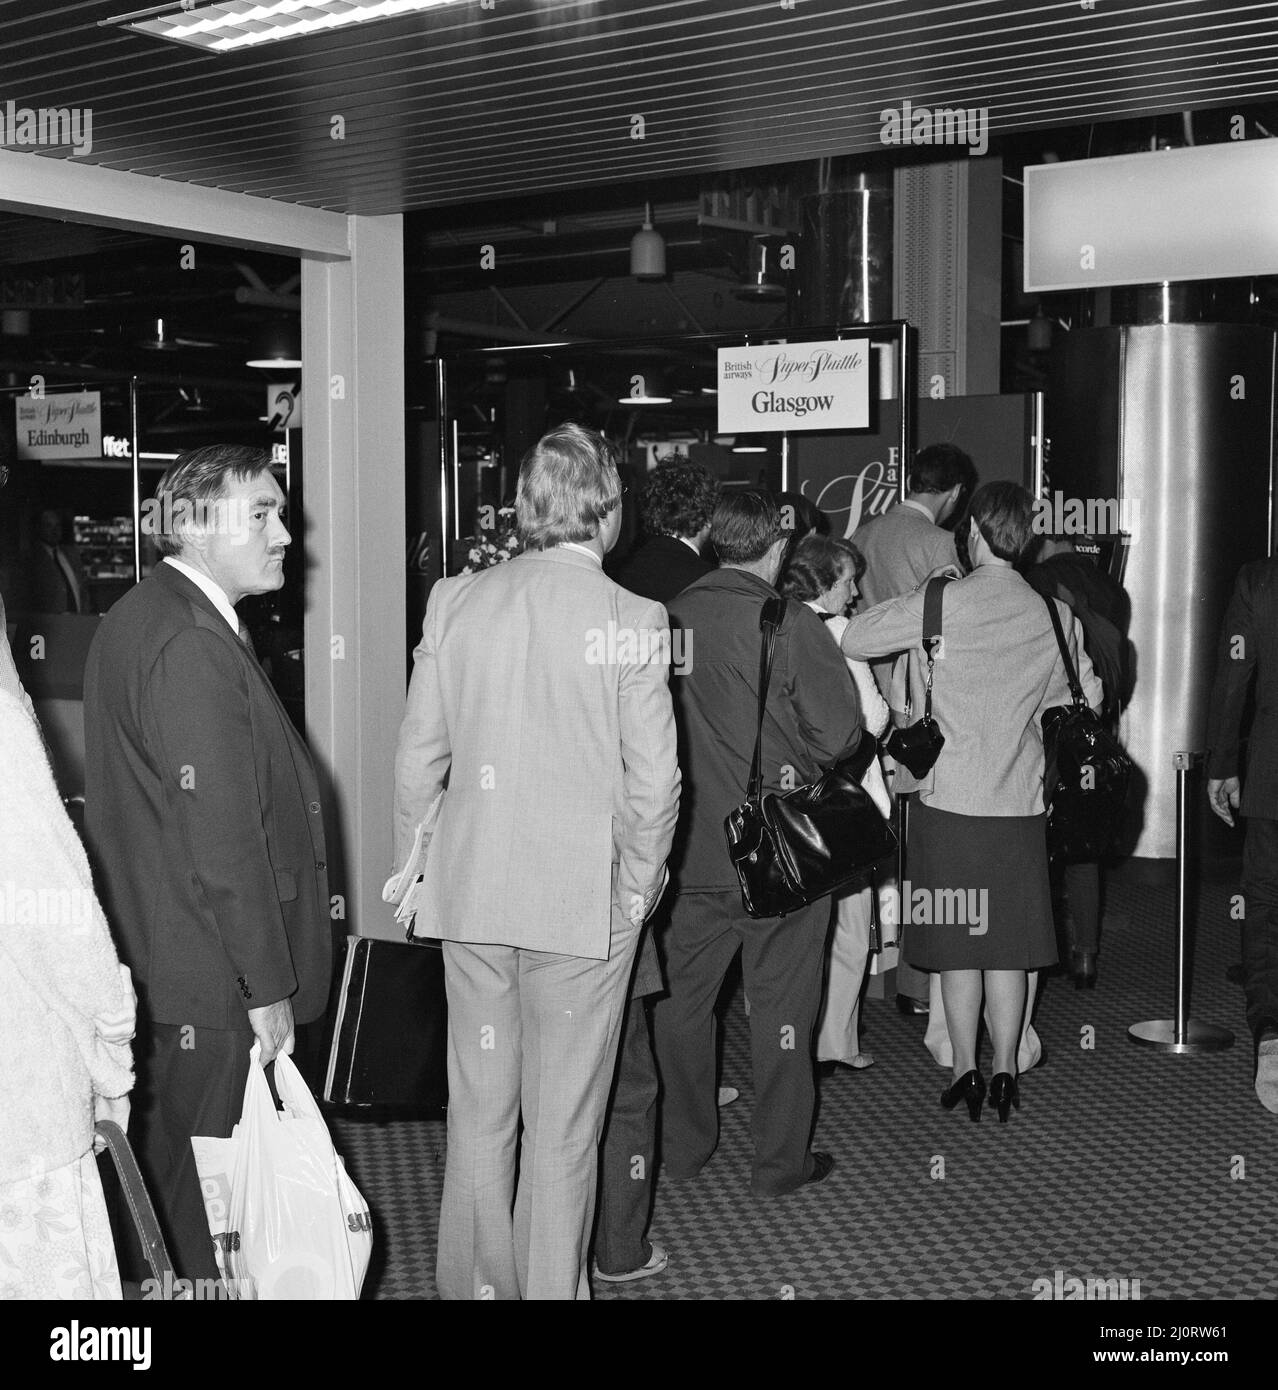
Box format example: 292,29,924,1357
193,1042,372,1299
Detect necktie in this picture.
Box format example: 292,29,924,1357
237,621,257,658
52,547,80,613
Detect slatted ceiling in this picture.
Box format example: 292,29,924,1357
2,2,1278,214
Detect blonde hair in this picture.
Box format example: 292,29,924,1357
515,423,622,550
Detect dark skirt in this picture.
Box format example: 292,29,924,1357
902,800,1058,971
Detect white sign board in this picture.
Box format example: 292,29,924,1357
1024,141,1278,291
717,339,870,434
15,390,102,459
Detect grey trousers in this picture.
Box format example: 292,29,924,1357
652,890,830,1198
436,914,640,1300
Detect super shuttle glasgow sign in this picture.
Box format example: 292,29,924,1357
716,339,870,433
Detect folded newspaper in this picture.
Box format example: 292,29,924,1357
382,792,443,933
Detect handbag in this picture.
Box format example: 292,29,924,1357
883,576,951,777
725,597,898,919
1039,593,1134,861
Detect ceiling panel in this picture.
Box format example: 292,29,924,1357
0,1,1277,213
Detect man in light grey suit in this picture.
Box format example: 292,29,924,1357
393,423,680,1300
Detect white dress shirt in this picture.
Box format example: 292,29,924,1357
162,556,239,634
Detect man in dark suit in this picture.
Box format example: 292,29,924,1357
1207,555,1278,1113
652,491,861,1197
28,507,88,613
611,456,718,599
595,456,718,1284
84,445,334,1280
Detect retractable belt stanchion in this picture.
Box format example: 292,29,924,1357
1129,750,1234,1054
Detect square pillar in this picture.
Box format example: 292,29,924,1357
302,214,406,941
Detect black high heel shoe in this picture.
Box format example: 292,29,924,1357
989,1072,1020,1122
940,1069,985,1122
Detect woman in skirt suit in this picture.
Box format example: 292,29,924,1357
841,483,1102,1121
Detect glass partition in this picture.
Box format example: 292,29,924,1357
434,323,917,579
0,377,302,796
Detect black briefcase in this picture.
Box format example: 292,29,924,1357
322,934,449,1110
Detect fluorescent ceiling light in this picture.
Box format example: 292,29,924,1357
112,1,457,53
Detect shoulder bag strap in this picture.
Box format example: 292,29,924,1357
746,597,785,804
920,576,952,721
1040,591,1086,706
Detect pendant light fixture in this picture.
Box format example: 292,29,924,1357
629,203,666,280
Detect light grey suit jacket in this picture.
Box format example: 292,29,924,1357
393,545,681,960
852,501,960,711
843,565,1103,815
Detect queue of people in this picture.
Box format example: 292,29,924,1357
3,423,1276,1304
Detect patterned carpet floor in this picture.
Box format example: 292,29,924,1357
328,862,1278,1301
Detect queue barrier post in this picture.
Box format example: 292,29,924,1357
1128,750,1234,1054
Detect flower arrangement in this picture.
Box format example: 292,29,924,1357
461,506,522,573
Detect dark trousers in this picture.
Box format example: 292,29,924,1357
1242,817,1278,1034
1062,860,1101,953
593,996,659,1276
652,890,830,1198
128,1023,257,1283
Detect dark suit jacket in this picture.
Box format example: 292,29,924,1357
1207,556,1278,820
667,567,861,891
1026,553,1134,715
612,534,714,605
609,533,713,995
84,562,333,1030
28,542,88,613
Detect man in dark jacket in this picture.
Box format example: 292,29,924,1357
595,455,719,1284
1207,555,1278,1114
652,491,861,1197
84,445,334,1279
611,456,718,598
1027,535,1134,986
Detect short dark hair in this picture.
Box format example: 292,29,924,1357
780,534,864,601
969,481,1034,564
641,458,719,538
710,490,785,565
908,442,977,499
516,423,622,550
153,445,273,557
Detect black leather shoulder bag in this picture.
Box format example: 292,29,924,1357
1040,593,1134,861
724,597,898,919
